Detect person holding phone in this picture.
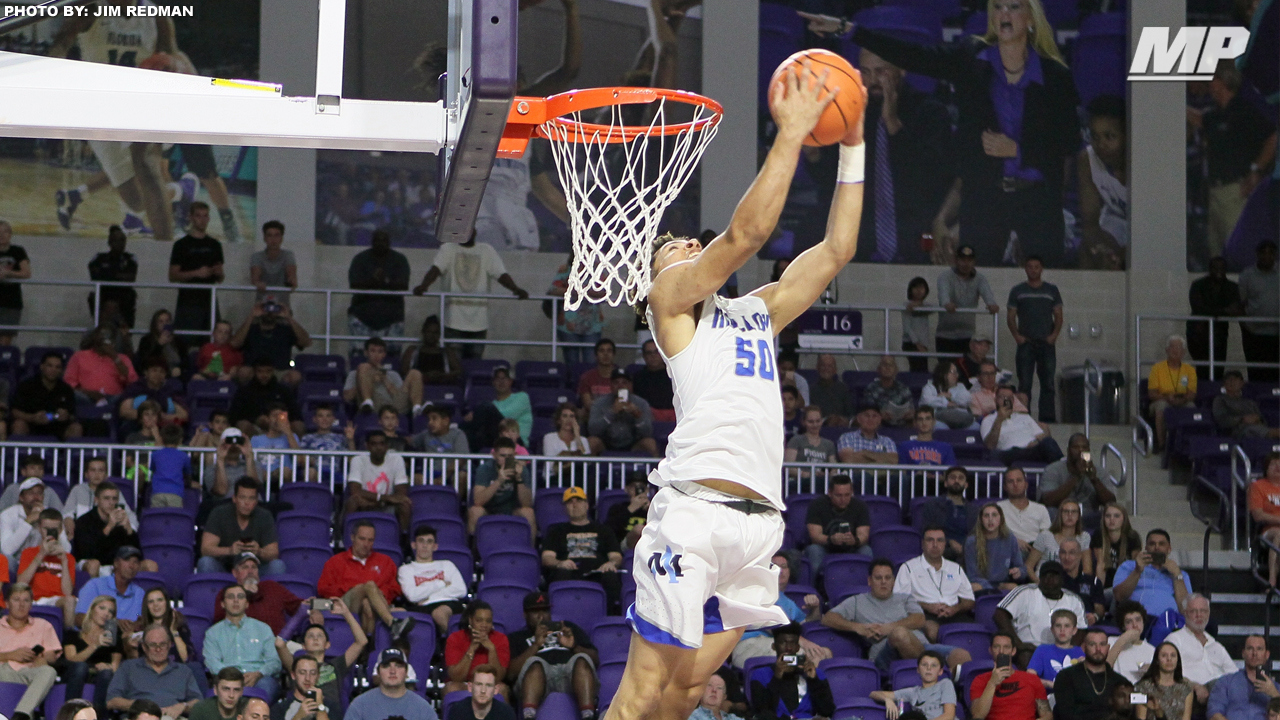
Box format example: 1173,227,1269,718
469,438,537,539
0,583,63,720
1040,434,1116,517
587,368,657,457
1112,530,1192,619
970,633,1051,720
16,509,76,628
198,478,285,576
506,592,598,719
273,598,367,712
1206,635,1280,720
269,656,330,720
63,595,123,718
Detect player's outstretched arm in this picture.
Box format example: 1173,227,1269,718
651,63,835,315
755,112,866,330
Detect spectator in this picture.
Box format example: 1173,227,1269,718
604,472,649,551
1027,609,1083,690
1108,602,1156,684
1040,434,1116,517
686,672,743,720
0,219,31,343
192,668,244,720
804,475,872,571
933,246,999,356
119,359,188,425
1219,372,1279,440
207,429,260,504
135,310,185,379
1007,256,1063,423
250,220,297,305
469,438,537,538
1053,628,1126,720
982,386,1063,465
344,649,437,720
412,230,528,360
87,225,139,329
489,367,533,446
346,337,417,417
1207,634,1279,720
229,359,304,437
776,352,810,405
146,424,193,509
447,664,513,720
399,315,462,386
1165,594,1236,698
204,585,282,700
545,250,605,366
230,303,310,386
809,354,853,425
630,340,675,423
250,406,300,482
107,623,201,716
1112,530,1192,618
268,656,329,720
748,623,833,720
1076,94,1128,271
969,632,1052,720
1187,257,1240,381
443,602,511,696
66,326,138,404
406,405,468,484
965,503,1028,593
837,405,899,464
374,406,408,453
1147,336,1197,452
780,386,803,440
576,339,618,409
76,547,146,628
344,430,412,533
898,406,958,466
1093,503,1142,587
1238,240,1279,383
191,411,232,466
786,406,836,476
300,405,353,452
869,651,957,720
1027,500,1093,581
130,588,194,663
347,230,411,345
902,278,932,374
542,402,589,459
0,457,60,516
0,477,68,567
198,478,285,575
955,333,995,385
73,477,145,577
542,487,623,607
126,699,165,720
16,508,76,627
272,602,366,715
863,355,915,427
969,359,1028,419
213,553,302,635
1050,539,1104,624
167,200,225,334
1134,642,1194,720
316,520,411,639
729,550,830,670
0,583,61,720
196,322,246,382
399,525,467,632
894,527,976,643
997,467,1052,554
587,368,656,457
994,561,1087,668
1252,453,1280,587
921,360,975,430
121,401,162,453
11,351,82,439
822,558,971,675
506,590,598,718
921,466,977,560
64,594,124,717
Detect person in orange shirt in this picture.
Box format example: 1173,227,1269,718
1146,335,1197,452
1249,452,1280,588
16,509,75,628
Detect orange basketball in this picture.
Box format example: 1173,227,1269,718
139,52,175,72
768,48,867,147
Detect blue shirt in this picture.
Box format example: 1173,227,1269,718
76,575,145,620
202,616,281,676
346,686,438,720
1027,644,1083,682
150,447,190,497
1207,669,1280,720
964,533,1028,590
742,594,806,641
897,440,957,466
1111,561,1193,617
979,44,1046,182
250,433,297,473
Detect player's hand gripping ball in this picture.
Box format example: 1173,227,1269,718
768,48,867,146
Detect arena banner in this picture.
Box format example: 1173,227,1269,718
0,0,260,243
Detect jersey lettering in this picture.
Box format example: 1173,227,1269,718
734,338,775,380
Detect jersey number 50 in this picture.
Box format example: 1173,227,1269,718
734,338,775,380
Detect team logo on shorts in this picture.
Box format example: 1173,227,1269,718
647,545,684,583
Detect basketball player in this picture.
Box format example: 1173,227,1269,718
49,0,194,241
605,63,865,720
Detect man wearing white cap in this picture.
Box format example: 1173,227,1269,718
206,428,258,502
0,455,64,514
0,477,70,568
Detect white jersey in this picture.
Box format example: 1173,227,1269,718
648,294,785,510
1086,145,1129,247
77,3,158,67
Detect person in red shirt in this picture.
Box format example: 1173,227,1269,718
213,552,303,635
1249,451,1280,587
444,601,511,697
196,321,246,382
970,633,1051,720
64,326,138,402
575,339,617,409
317,520,411,640
16,509,75,628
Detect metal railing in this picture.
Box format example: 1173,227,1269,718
1231,445,1254,552
1083,358,1103,439
1130,415,1152,514
1134,313,1280,386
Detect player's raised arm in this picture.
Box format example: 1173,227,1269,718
649,63,835,315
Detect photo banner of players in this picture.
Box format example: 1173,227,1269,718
758,0,1129,270
314,0,704,251
1184,0,1277,274
0,0,260,243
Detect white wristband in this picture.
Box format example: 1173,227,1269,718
837,142,865,184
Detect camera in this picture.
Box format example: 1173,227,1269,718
263,301,282,315
30,645,43,656
1129,693,1148,705
310,599,334,612
45,527,58,538
227,435,244,445
1150,552,1166,567
617,388,629,403
782,652,805,667
542,621,563,632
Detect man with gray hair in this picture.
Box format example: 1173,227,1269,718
1165,594,1237,704
1146,335,1196,452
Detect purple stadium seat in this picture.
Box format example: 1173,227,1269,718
422,385,463,407
528,387,574,417
549,580,607,635
144,543,195,597
1072,13,1127,106
478,584,531,638
475,515,533,559
783,583,821,612
0,682,27,717
869,526,921,567
890,658,923,690
596,489,629,524
277,512,332,549
785,494,819,548
139,508,195,548
937,622,993,662
466,383,498,410
274,574,317,600
516,361,568,389
1040,0,1077,28
974,592,1005,633
435,548,475,589
822,658,882,706
132,571,167,595
759,2,805,112
185,610,211,659
591,618,632,665
279,546,333,585
278,482,336,519
822,555,873,604
537,692,578,720
344,512,401,549
443,690,472,719
803,623,862,659
959,660,996,704
597,660,625,713
462,359,509,385
742,656,777,704
534,488,573,532
430,517,469,549
834,699,887,720
184,573,236,616
322,612,357,658
529,417,554,453
372,611,438,684
409,484,461,521
863,495,903,529
883,0,961,20
483,551,542,591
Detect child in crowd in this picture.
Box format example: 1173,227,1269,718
398,524,467,632
1027,609,1084,691
251,404,300,481
124,400,163,446
149,424,191,508
379,405,408,452
300,405,354,481
498,417,528,455
869,651,956,720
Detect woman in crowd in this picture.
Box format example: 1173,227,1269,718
785,406,837,486
1092,502,1142,586
1027,498,1093,580
921,360,975,429
443,601,511,698
965,502,1027,593
1134,642,1194,720
63,595,122,717
55,699,96,720
1248,452,1280,587
902,277,932,374
135,309,185,378
127,587,192,662
544,402,590,457
547,249,606,366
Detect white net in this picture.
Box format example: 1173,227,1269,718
541,95,720,310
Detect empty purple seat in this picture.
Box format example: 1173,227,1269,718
139,508,195,548
0,682,27,717
834,699,887,720
277,511,332,549
344,512,401,549
429,517,469,548
548,580,607,635
536,692,578,720
483,551,542,591
974,592,1005,633
785,494,819,548
743,656,777,704
529,387,575,417
422,385,463,407
435,548,475,589
759,2,805,111
868,526,921,568
937,621,993,662
409,484,461,521
595,489,629,524
597,661,626,713
184,573,236,616
132,571,168,595
143,542,195,597
821,658,882,706
462,359,510,385
890,658,923,690
863,495,903,529
591,618,632,665
803,623,862,659
279,546,333,585
274,573,317,601
783,583,821,612
278,483,335,519
516,361,568,389
534,488,572,532
475,515,532,559
822,555,872,601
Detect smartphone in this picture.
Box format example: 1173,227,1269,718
240,535,255,544
995,653,1012,669
1150,551,1166,567
542,621,562,632
617,389,629,403
102,618,117,646
504,456,517,471
45,527,57,538
310,598,334,612
304,691,317,701
1081,451,1092,463
227,435,244,446
1129,693,1148,705
30,645,43,656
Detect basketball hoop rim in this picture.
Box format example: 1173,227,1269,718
504,86,723,148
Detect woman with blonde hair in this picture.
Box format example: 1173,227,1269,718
1026,498,1093,581
965,502,1027,592
63,595,123,716
1091,502,1141,586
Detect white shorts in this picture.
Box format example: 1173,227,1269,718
88,140,136,187
476,195,539,251
627,482,788,649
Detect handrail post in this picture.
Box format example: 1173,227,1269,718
550,297,559,362
1135,316,1142,423
209,284,218,333
92,282,101,328
324,290,333,354
1208,318,1215,380
882,309,890,355
1231,445,1251,552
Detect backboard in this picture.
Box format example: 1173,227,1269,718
0,0,518,243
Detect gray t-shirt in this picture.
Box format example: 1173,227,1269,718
1038,458,1098,511
203,459,248,500
202,504,279,548
408,427,470,454
345,687,438,720
935,269,996,340
1007,281,1063,340
831,592,926,659
894,681,957,719
786,434,836,464
250,250,296,289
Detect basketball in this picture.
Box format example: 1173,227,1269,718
768,48,867,147
138,52,175,72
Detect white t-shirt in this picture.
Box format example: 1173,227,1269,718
997,585,1087,645
432,242,507,332
1165,628,1238,686
980,412,1044,450
65,483,139,526
997,499,1052,544
543,433,590,456
397,559,467,605
1111,639,1155,683
348,454,408,498
894,555,976,607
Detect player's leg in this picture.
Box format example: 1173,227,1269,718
653,629,744,720
603,635,696,720
130,142,175,240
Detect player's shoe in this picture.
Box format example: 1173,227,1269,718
172,172,198,230
55,188,84,230
122,211,152,236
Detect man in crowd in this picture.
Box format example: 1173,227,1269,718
1147,336,1197,453
982,386,1063,465
1040,434,1116,517
317,520,410,640
398,524,467,633
447,664,513,720
837,405,898,464
604,473,649,551
997,467,1051,554
1058,539,1105,625
469,438,537,538
271,599,366,715
0,583,60,720
0,477,70,567
74,479,147,577
1107,602,1155,684
935,245,999,356
207,429,259,508
969,359,1027,419
921,466,976,561
1214,370,1279,439
76,546,145,627
170,202,225,339
64,456,127,526
16,509,77,627
954,333,994,385
65,324,137,404
810,354,853,426
821,559,970,676
777,352,810,406
587,368,657,458
748,623,834,720
230,302,310,387
191,667,244,720
213,553,303,636
1207,634,1280,720
994,561,1088,669
969,633,1052,720
347,230,411,344
861,355,914,427
894,527,976,642
804,475,872,572
126,700,164,720
344,430,412,533
11,352,82,440
229,359,304,437
898,406,958,466
199,478,285,575
630,340,674,423
118,359,188,426
1238,240,1279,384
506,592,598,720
542,488,623,609
344,648,437,720
269,656,331,720
345,337,415,417
1166,594,1237,703
1112,530,1193,618
1052,628,1126,720
87,225,139,330
107,625,202,718
576,339,618,409
204,584,282,700
1007,256,1063,423
1187,256,1240,380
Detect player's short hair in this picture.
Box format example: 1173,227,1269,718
777,350,799,367
365,429,387,443
19,454,44,471
780,385,800,400
136,399,161,420
40,350,64,366
493,437,516,451
990,631,1019,649
594,338,615,353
